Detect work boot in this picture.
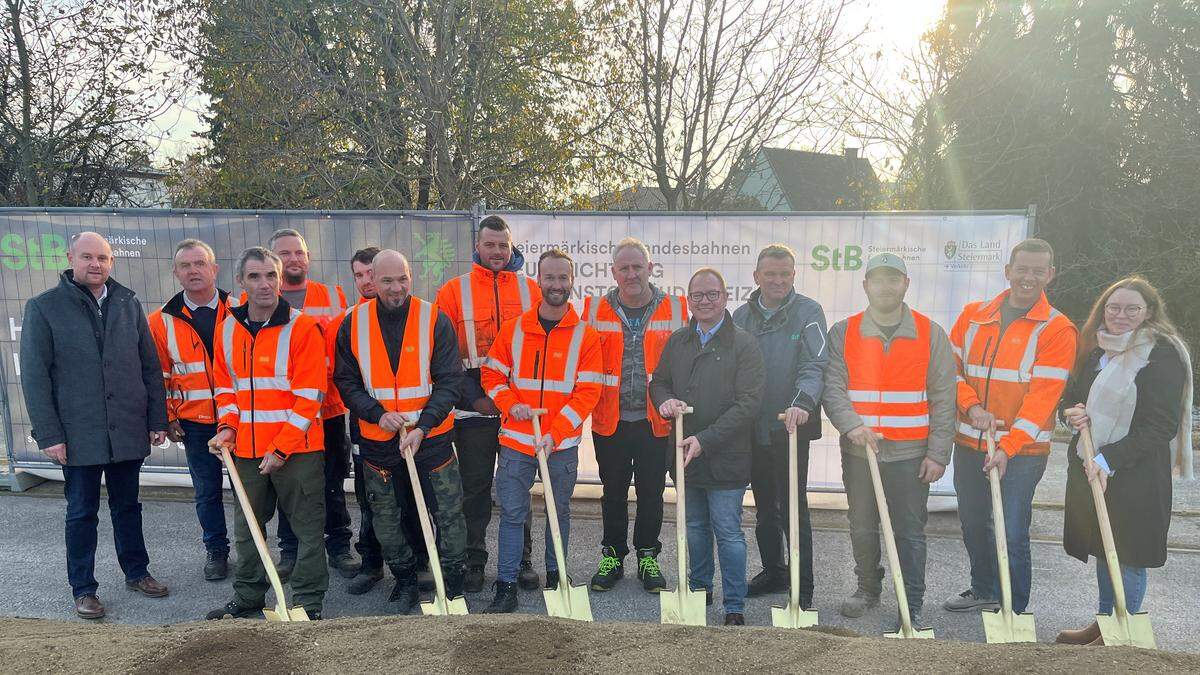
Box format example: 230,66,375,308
204,550,229,581
723,613,745,626
482,581,518,614
636,549,667,593
205,600,262,620
307,609,323,621
464,565,486,593
329,551,362,579
347,565,384,595
417,562,435,593
840,589,881,618
276,555,296,583
590,547,624,592
544,570,566,590
1056,621,1101,645
943,589,998,612
444,566,466,600
746,569,788,597
889,606,924,632
517,560,540,590
388,568,420,615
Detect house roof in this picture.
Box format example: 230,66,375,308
758,147,880,210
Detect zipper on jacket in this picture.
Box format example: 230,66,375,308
492,273,502,327
536,334,548,407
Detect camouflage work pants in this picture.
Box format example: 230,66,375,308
363,455,467,576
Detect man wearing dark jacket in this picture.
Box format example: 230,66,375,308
651,267,765,627
333,250,467,613
20,231,170,619
732,244,829,602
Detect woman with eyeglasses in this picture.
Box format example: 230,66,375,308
1055,276,1193,645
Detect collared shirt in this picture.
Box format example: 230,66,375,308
696,317,724,347
184,290,219,311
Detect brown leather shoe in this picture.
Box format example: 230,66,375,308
1055,621,1100,645
126,575,169,598
74,594,105,619
723,613,745,626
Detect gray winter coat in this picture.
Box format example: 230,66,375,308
732,288,829,443
20,271,169,466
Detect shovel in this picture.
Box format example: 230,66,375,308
660,406,707,626
1080,427,1156,648
771,413,819,629
863,435,932,639
214,442,309,622
980,430,1036,642
531,409,593,621
400,425,469,616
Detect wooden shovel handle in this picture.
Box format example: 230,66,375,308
217,445,289,611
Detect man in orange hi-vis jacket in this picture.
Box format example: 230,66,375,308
943,238,1077,617
205,246,330,621
478,249,604,614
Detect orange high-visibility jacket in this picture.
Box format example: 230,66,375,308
149,290,232,425
436,262,540,370
238,279,348,419
213,302,327,459
581,291,688,437
346,297,455,442
950,290,1077,457
480,302,604,456
844,309,932,442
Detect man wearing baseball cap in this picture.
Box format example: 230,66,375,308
820,252,957,630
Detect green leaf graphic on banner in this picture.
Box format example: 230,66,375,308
414,231,455,286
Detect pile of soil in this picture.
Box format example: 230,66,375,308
2,615,1195,673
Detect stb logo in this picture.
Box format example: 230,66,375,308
943,240,958,260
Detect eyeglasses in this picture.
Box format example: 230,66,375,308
689,290,724,303
1104,304,1145,317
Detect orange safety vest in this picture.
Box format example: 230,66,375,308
844,310,932,441
435,263,538,370
149,291,231,425
480,303,604,456
950,290,1077,456
582,292,688,437
347,297,455,442
213,307,327,459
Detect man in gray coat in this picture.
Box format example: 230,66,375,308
733,244,829,603
20,231,170,620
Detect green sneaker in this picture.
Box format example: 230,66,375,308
589,546,624,591
637,548,667,593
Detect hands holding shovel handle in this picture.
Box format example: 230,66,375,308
770,413,818,629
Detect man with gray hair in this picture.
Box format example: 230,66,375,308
582,237,687,593
21,231,170,619
149,239,234,581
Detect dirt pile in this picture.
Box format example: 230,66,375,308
2,615,1196,673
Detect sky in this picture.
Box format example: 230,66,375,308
153,0,947,176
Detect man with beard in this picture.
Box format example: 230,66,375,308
332,250,467,612
479,249,604,613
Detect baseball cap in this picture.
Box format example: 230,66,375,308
864,252,907,277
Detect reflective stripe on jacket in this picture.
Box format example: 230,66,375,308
213,301,327,458
149,290,231,424
582,291,687,437
844,309,932,441
480,302,603,456
348,297,454,442
950,290,1077,456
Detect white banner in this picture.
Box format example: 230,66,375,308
502,211,1030,494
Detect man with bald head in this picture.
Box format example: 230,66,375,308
332,249,468,612
21,231,170,619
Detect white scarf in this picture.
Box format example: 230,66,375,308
1083,328,1194,479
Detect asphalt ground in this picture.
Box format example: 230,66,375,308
1,477,1197,654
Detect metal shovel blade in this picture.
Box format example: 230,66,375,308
884,626,935,640
1097,611,1156,649
543,582,593,622
263,605,310,622
771,603,819,629
982,608,1036,643
660,586,707,626
421,595,470,617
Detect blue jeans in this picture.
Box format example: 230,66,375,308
180,420,229,555
685,486,748,614
61,459,150,598
494,446,578,583
1097,559,1148,614
953,444,1047,613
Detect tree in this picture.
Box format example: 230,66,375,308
595,0,856,210
177,0,611,210
0,0,196,206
